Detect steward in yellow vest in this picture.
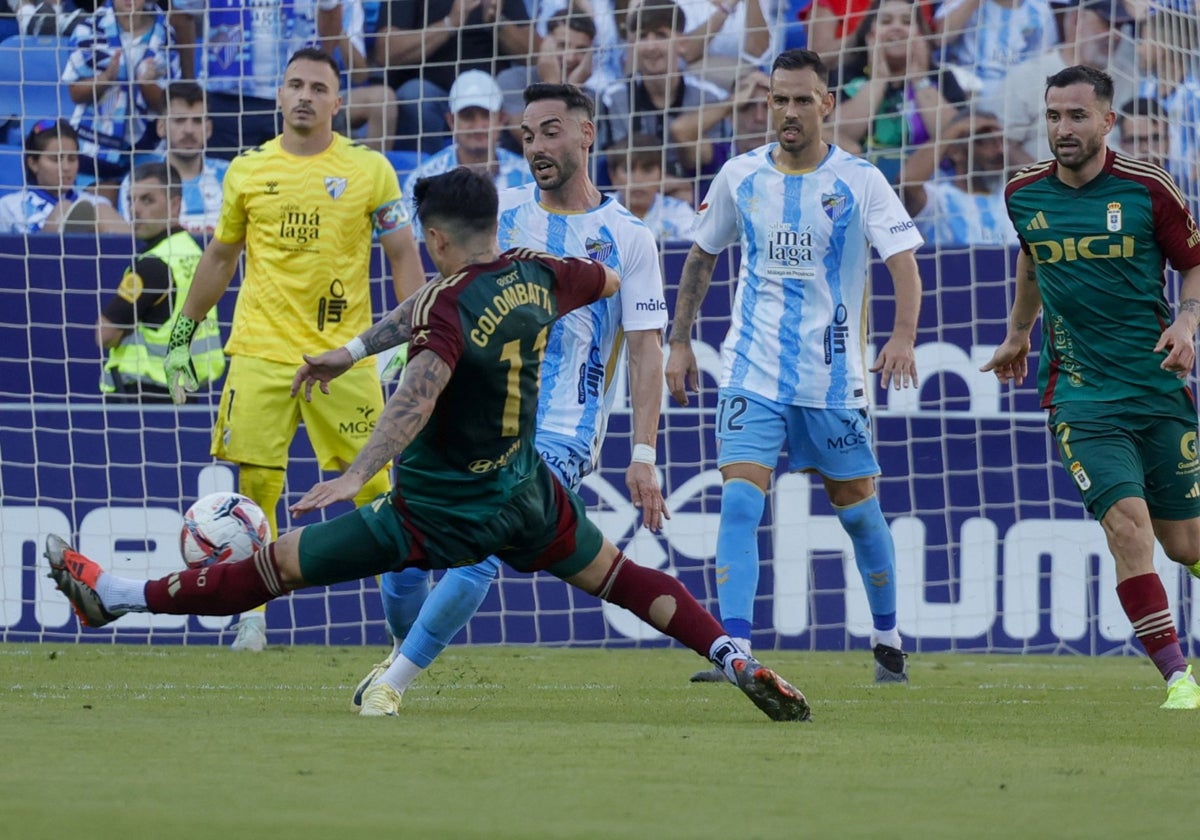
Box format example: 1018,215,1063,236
98,162,225,402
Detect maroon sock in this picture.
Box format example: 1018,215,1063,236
1116,573,1188,679
600,552,723,656
145,547,286,616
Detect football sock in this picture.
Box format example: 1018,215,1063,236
380,567,432,642
871,627,903,650
145,546,285,615
236,467,285,627
1116,573,1188,680
95,572,148,612
835,494,897,633
598,551,725,656
715,479,764,640
709,635,751,680
398,557,500,668
379,653,425,695
238,466,284,539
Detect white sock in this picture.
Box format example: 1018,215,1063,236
871,628,902,650
732,636,752,655
379,653,425,694
1166,669,1193,688
96,572,148,612
708,635,748,681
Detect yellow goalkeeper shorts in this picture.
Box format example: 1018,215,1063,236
212,354,387,472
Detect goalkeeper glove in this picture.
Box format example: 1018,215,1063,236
165,313,200,404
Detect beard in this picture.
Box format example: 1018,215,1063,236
530,153,578,192
1052,133,1104,171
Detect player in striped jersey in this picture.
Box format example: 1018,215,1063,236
666,49,924,684
343,83,669,709
48,167,812,722
984,65,1200,710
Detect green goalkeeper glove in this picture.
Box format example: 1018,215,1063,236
164,313,200,404
380,341,409,381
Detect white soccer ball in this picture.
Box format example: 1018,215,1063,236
179,492,270,570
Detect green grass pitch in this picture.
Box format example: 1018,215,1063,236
2,644,1196,839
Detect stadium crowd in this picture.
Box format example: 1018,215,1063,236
1,0,1197,244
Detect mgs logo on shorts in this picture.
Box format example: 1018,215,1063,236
338,405,377,437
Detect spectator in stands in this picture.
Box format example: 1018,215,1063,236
402,70,533,240
983,0,1137,168
835,0,964,186
62,0,180,185
532,0,623,94
727,67,771,154
97,161,225,402
664,0,772,91
1135,7,1200,209
801,0,933,70
171,0,343,159
497,8,598,155
596,0,731,182
374,0,532,156
1116,96,1168,170
116,81,228,237
937,0,1058,102
17,0,86,35
604,133,696,241
328,0,398,152
900,110,1020,247
0,119,128,234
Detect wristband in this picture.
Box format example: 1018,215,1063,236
632,444,656,465
344,336,367,362
167,312,199,351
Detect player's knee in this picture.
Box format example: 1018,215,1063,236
721,479,766,529
273,530,306,589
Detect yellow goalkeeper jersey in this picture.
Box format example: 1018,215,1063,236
215,134,410,364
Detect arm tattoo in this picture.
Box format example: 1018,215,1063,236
362,296,417,355
1014,319,1033,332
1180,298,1200,320
345,351,450,480
669,246,718,343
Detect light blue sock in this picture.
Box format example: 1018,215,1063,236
379,567,432,640
398,556,501,668
715,479,766,640
835,495,897,632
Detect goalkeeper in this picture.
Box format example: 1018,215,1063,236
46,166,813,723
162,48,425,651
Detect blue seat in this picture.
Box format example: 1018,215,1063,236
0,35,75,144
0,143,25,195
385,150,426,184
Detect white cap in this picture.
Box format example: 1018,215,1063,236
448,70,504,114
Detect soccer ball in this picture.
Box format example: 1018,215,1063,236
179,492,270,569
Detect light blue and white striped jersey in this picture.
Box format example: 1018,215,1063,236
913,178,1016,247
117,156,230,236
1137,74,1200,210
177,0,338,100
693,143,923,409
602,191,697,242
403,146,534,241
497,183,667,462
62,6,181,164
0,189,111,234
936,0,1057,103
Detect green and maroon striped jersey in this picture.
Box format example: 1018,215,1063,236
1006,150,1200,407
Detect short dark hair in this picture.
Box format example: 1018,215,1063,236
1118,96,1164,122
165,80,206,109
605,133,663,173
1045,65,1114,107
132,161,183,201
547,6,597,42
413,167,498,236
25,118,77,155
524,83,595,121
771,48,829,87
628,0,684,36
285,47,342,88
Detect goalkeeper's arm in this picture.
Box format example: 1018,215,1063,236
181,237,243,321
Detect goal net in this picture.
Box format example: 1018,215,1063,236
1,0,1197,656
